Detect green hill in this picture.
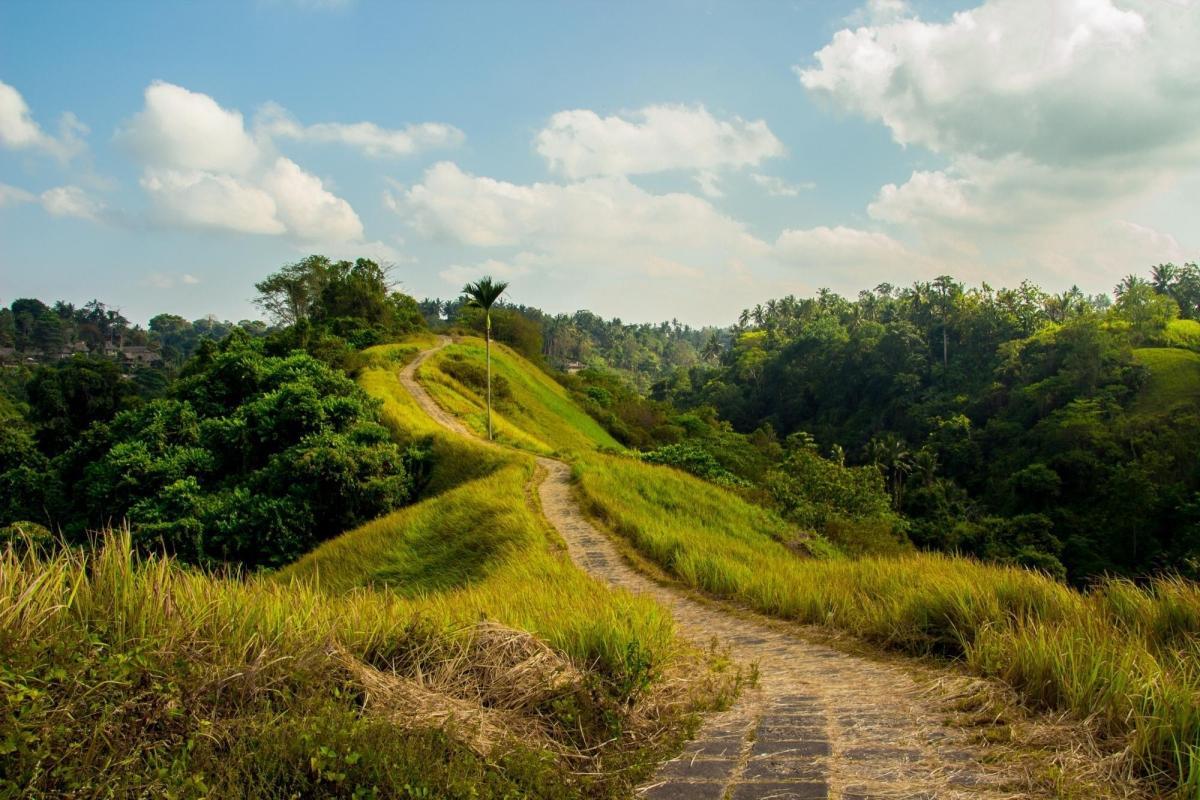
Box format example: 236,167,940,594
420,337,622,456
1133,346,1200,413
1,337,727,800
414,335,1200,796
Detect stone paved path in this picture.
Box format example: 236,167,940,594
402,340,1020,800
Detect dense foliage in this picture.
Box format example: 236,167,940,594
2,334,419,568
648,266,1200,581
0,296,268,368
422,297,719,388
256,255,425,368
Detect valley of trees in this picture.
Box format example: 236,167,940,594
4,257,1200,585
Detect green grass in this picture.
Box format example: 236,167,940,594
0,334,730,799
1161,319,1200,350
0,532,698,799
278,449,676,677
1133,347,1200,414
418,335,1200,796
356,338,444,441
421,338,622,457
577,453,1200,792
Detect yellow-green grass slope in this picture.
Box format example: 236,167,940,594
0,337,722,800
281,339,731,790
420,338,622,457
417,336,1200,796
1132,347,1200,414
3,533,646,798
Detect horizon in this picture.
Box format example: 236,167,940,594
2,0,1199,327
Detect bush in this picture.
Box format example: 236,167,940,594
32,335,419,569
640,443,748,488
439,352,512,401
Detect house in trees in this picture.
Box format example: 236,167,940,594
119,345,162,366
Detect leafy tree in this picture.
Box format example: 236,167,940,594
26,356,135,453
34,334,420,568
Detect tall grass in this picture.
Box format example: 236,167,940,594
418,335,1200,796
576,455,1200,794
277,451,676,679
0,335,723,798
0,531,702,798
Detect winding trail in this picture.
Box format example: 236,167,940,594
402,339,1019,800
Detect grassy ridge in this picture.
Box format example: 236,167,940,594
419,336,1200,795
278,451,676,679
1,337,723,798
1133,347,1200,414
0,533,597,798
421,339,622,456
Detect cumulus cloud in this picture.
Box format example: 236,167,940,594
391,161,782,320
799,0,1200,290
438,256,535,287
396,161,768,257
119,81,365,242
261,157,363,241
256,102,463,157
775,225,915,268
40,185,103,221
141,169,285,234
0,80,87,161
0,181,107,222
118,81,260,174
535,104,784,179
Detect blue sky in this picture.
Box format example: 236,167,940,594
1,0,1197,325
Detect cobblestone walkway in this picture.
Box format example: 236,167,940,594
403,340,1018,800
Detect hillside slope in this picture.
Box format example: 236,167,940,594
1133,346,1200,413
413,336,1198,798
0,337,729,800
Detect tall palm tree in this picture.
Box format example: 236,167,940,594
462,276,508,440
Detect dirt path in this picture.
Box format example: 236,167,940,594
402,339,1018,800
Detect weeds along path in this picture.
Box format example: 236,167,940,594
402,339,1016,800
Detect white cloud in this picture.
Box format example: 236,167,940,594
120,82,366,242
261,157,363,241
775,225,914,268
396,161,768,258
256,102,463,157
118,81,260,174
141,169,285,234
798,1,1179,163
751,173,814,197
694,170,724,198
799,0,1200,293
40,185,102,221
535,104,785,179
0,182,35,207
392,161,783,320
182,273,200,285
0,80,87,161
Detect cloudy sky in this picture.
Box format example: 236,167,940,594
1,0,1197,325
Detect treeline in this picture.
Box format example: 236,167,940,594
646,265,1200,582
420,297,717,388
0,297,269,367
1,256,430,569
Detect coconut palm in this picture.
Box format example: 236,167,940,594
461,276,508,440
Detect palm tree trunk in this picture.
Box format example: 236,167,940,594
486,311,493,440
